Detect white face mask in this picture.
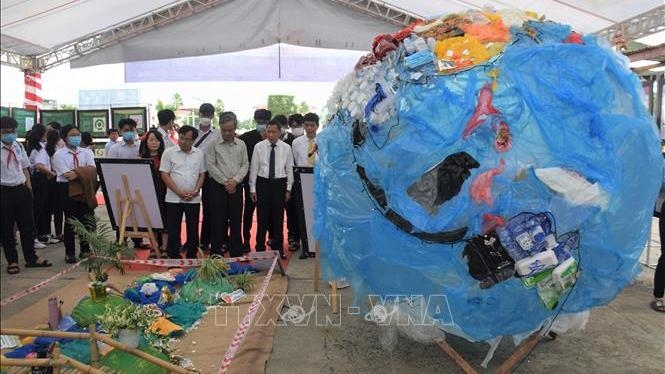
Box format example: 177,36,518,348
291,127,304,137
200,117,212,128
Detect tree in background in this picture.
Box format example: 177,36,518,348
267,95,297,117
156,93,184,111
213,99,224,127
59,104,77,110
237,118,254,131
297,101,310,114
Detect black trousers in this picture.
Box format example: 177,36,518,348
49,178,63,236
242,179,256,245
286,179,300,243
295,181,310,253
656,200,665,298
255,177,286,252
166,202,200,259
0,185,38,264
200,176,212,246
209,179,243,257
31,173,51,238
58,182,95,257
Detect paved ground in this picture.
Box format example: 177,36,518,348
1,213,664,373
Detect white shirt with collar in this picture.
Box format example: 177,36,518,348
1,141,30,186
249,139,294,193
52,146,96,182
104,139,119,157
159,145,206,204
108,141,141,159
292,135,318,167
157,127,176,148
194,127,218,154
29,145,51,174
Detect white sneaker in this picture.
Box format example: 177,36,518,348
47,236,62,244
34,239,46,249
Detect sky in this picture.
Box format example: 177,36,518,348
0,61,342,122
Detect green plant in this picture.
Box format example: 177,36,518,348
100,303,156,336
196,251,229,283
68,215,134,284
231,271,255,292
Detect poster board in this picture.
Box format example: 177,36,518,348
11,108,36,137
96,158,165,230
77,110,110,137
0,106,9,117
294,167,315,254
111,107,147,132
40,110,76,127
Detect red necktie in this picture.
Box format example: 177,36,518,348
72,151,79,168
3,146,18,169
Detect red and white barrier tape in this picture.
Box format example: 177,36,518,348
0,261,83,306
217,254,280,374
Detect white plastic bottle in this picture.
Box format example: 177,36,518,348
515,249,559,276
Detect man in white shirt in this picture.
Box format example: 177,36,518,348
52,124,97,263
160,125,207,259
108,118,141,158
157,109,177,149
103,128,119,157
290,112,319,259
196,103,219,252
249,120,294,258
1,117,52,273
205,112,248,257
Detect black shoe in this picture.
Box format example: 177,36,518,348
200,243,210,252
280,251,287,259
288,240,300,251
79,252,90,259
299,252,309,259
65,255,77,264
243,242,251,253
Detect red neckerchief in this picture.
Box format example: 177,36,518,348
3,144,19,169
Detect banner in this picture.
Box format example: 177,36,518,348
40,110,76,127
77,109,110,137
111,107,147,132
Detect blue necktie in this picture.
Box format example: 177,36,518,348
269,143,276,179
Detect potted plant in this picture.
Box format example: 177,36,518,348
100,303,155,348
69,215,134,303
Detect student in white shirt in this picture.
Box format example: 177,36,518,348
157,109,177,149
108,118,141,158
196,103,219,252
52,125,97,263
290,112,319,258
249,120,294,258
160,125,207,259
26,124,56,246
45,129,64,243
103,128,119,157
1,117,52,274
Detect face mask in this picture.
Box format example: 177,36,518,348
200,117,212,127
291,127,304,137
256,124,267,132
122,132,136,142
69,136,81,147
1,133,17,144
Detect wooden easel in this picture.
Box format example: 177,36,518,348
115,174,161,258
313,241,339,314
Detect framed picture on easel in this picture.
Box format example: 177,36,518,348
95,158,165,232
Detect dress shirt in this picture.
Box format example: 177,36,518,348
249,139,294,193
292,135,318,167
157,127,176,148
107,141,141,159
159,146,206,204
205,137,249,185
52,146,96,182
194,127,219,154
29,146,51,174
1,141,30,186
104,140,119,157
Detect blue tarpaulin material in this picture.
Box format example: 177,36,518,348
315,20,662,341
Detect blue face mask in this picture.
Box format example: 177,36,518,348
68,136,81,147
122,132,136,142
1,133,17,144
256,124,267,132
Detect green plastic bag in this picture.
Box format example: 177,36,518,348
71,295,130,327
180,277,234,305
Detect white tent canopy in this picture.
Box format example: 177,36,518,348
1,0,663,70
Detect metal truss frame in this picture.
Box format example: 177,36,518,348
595,5,665,43
327,0,422,27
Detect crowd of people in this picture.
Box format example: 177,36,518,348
0,104,320,275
